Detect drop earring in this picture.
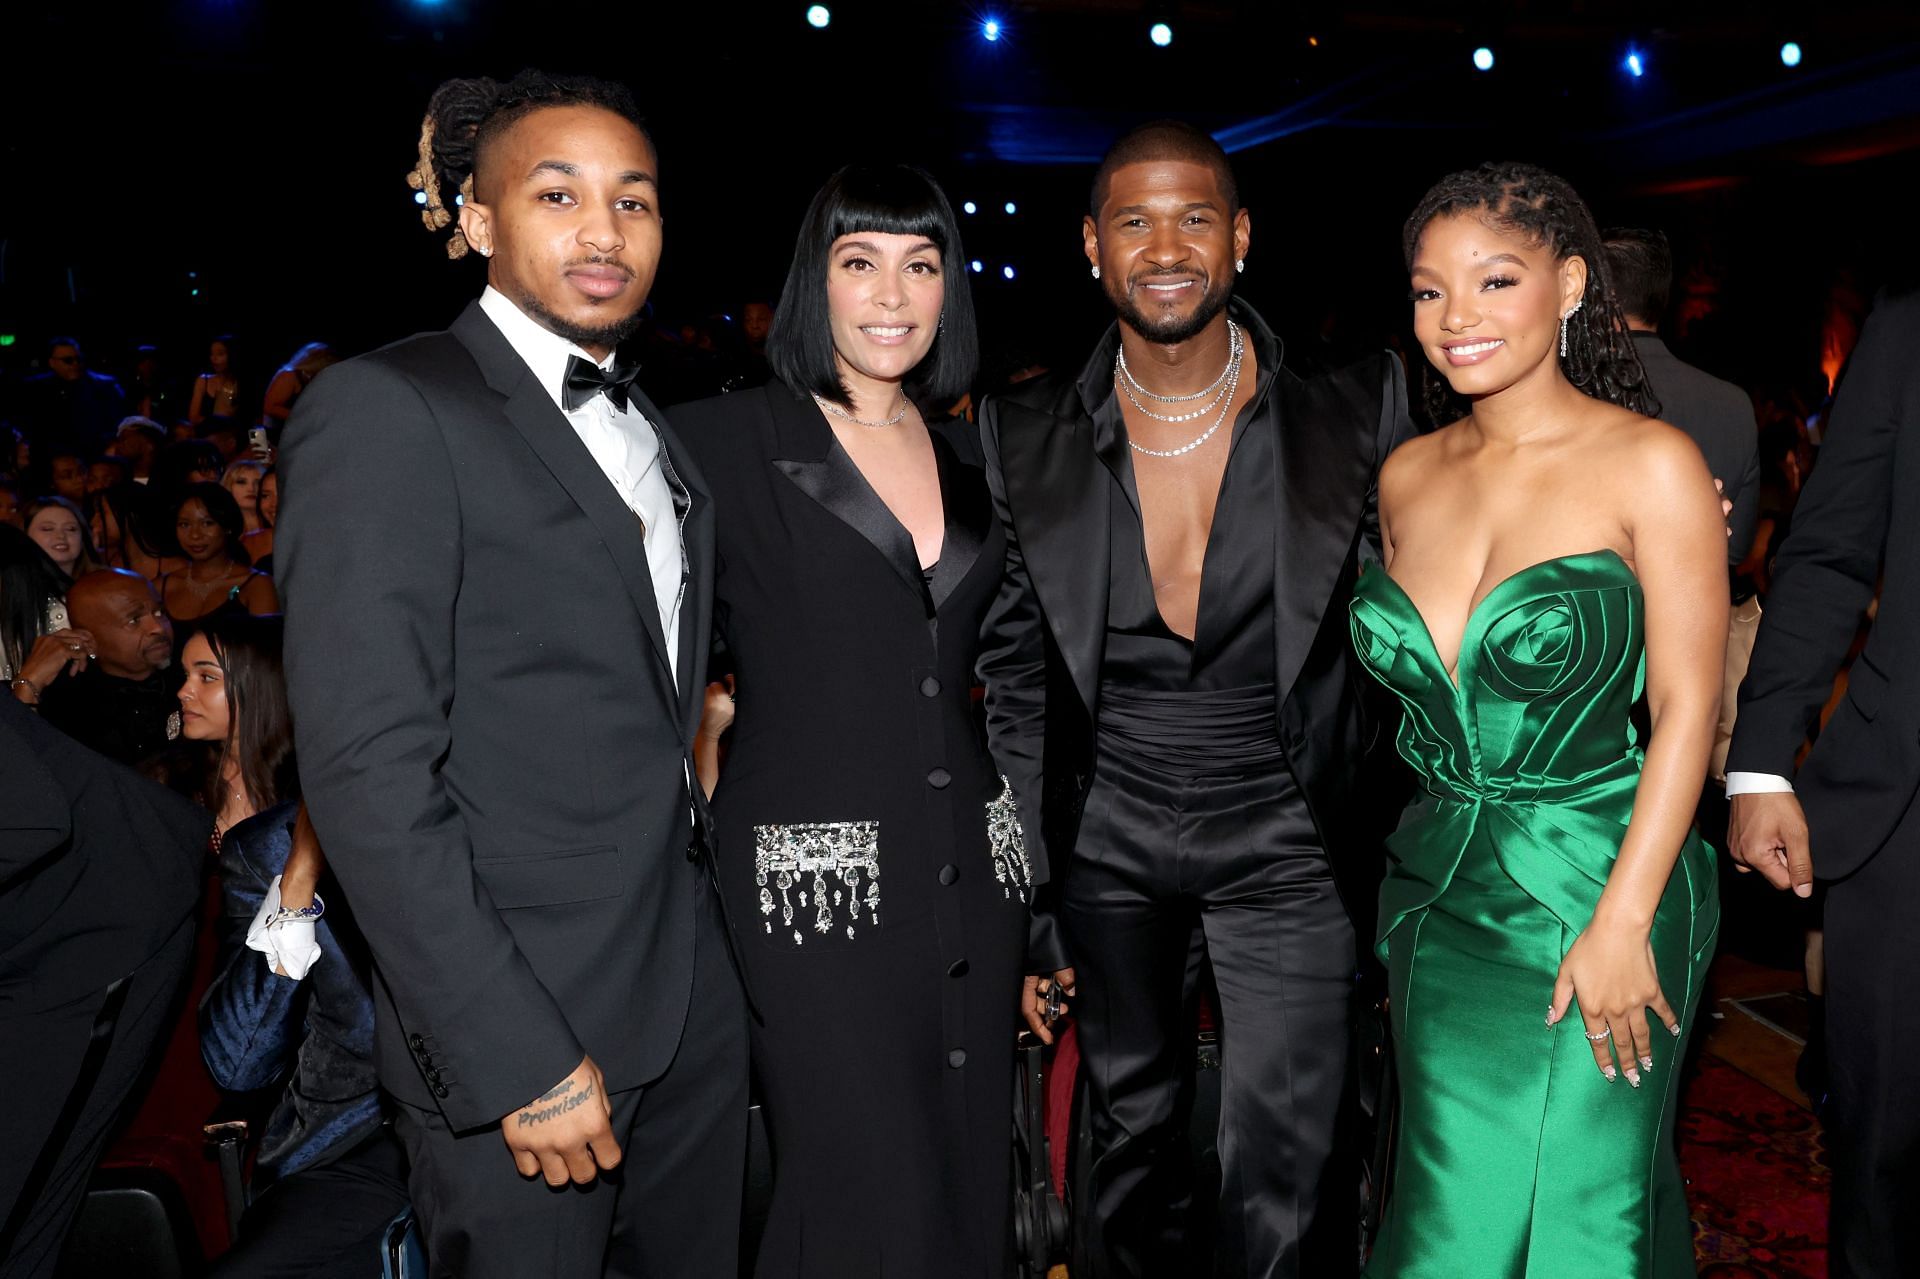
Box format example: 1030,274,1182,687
1235,258,1245,273
1091,265,1101,280
1558,298,1583,358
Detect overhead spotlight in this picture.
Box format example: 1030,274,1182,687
1472,46,1495,72
1003,201,1017,215
1624,49,1645,78
806,5,830,28
414,190,429,206
963,201,977,214
1149,22,1173,47
981,17,1002,42
970,260,984,274
1780,41,1803,67
1002,265,1016,280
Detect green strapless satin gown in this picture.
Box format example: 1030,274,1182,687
1349,550,1718,1278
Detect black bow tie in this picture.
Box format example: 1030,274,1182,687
562,354,644,413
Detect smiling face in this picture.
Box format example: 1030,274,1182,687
825,232,945,392
459,105,662,360
1409,212,1587,401
175,497,228,563
1085,158,1249,344
176,633,230,742
27,504,84,575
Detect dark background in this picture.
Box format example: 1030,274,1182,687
4,0,1918,397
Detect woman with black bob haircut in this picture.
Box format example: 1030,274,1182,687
675,163,1028,1278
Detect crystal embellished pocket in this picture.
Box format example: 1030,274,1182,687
985,777,1032,903
752,822,881,947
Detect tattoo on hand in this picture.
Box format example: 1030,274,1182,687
518,1082,594,1127
533,1080,574,1104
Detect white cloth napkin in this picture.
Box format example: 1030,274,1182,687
246,874,323,981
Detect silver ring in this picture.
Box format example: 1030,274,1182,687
1583,1027,1612,1042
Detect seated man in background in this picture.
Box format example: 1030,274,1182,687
36,570,179,766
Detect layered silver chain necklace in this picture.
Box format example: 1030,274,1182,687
813,392,910,428
1116,319,1245,458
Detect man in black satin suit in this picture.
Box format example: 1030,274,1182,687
976,122,1416,1278
1725,279,1920,1279
279,71,744,1278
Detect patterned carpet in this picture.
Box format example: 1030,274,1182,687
1682,1052,1830,1277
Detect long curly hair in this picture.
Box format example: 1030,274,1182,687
407,70,650,259
1402,162,1659,427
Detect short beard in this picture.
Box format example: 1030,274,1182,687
516,290,645,352
1110,271,1234,345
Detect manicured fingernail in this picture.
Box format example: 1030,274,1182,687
1670,1024,1682,1038
1602,1066,1617,1082
1626,1069,1641,1088
1545,1007,1556,1025
1639,1056,1654,1072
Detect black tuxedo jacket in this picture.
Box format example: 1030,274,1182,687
279,301,715,1133
976,304,1417,958
1728,287,1920,878
1632,332,1761,567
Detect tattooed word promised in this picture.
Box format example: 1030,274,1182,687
518,1081,595,1127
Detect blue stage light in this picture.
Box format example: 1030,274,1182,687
971,260,984,274
414,190,429,206
1149,22,1172,47
1624,49,1645,78
1002,265,1016,280
1472,46,1494,72
806,5,830,28
1003,201,1017,215
963,201,977,214
1780,41,1803,67
981,17,1001,42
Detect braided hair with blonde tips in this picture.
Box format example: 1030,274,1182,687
1402,162,1660,428
406,70,652,261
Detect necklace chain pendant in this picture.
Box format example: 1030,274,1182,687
1117,321,1246,458
813,393,909,429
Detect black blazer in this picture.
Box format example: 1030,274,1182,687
1728,287,1920,878
279,301,716,1133
975,303,1417,946
0,696,206,1013
1633,331,1761,565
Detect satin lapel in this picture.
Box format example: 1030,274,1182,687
1272,368,1376,703
927,432,986,613
451,305,679,713
639,387,710,743
998,400,1110,716
768,390,929,610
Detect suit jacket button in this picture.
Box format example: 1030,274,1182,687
927,767,952,789
947,1049,967,1069
920,676,942,698
947,959,970,978
432,1083,450,1099
938,864,959,886
408,1034,425,1051
424,1069,442,1085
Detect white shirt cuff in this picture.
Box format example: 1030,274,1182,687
245,875,324,981
1725,771,1794,797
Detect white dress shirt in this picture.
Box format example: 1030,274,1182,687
479,287,685,684
1725,771,1795,796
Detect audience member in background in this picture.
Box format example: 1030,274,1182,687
158,483,277,623
112,416,166,484
223,458,270,534
1604,228,1761,563
127,345,184,422
1738,418,1811,597
16,336,128,455
34,570,179,765
168,420,199,444
189,613,405,1279
43,449,90,506
200,416,247,465
0,694,206,1279
87,482,139,571
23,496,105,581
241,468,278,573
88,455,131,497
261,342,341,425
1,525,87,698
0,475,22,529
151,439,226,493
190,335,245,425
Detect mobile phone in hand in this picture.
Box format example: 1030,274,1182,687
248,426,273,459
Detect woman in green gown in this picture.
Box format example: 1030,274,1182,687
1351,163,1724,1277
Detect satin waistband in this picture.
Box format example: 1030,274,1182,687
1096,682,1285,775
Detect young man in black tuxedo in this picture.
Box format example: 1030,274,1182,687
279,72,744,1278
977,122,1415,1277
1726,281,1920,1279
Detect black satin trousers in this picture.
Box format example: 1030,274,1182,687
1062,685,1355,1279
